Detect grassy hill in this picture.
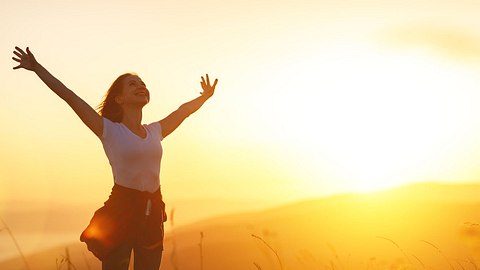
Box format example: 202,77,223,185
2,182,480,269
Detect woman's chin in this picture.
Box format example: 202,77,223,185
132,98,149,107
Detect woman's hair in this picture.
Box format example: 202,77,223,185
97,73,136,122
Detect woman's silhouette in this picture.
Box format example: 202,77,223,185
12,46,218,270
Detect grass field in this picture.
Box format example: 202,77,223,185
2,182,480,270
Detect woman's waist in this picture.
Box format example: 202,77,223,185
107,183,163,205
113,177,160,194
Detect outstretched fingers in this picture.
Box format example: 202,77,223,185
12,46,37,71
206,74,210,86
15,46,26,55
199,74,218,95
12,49,22,69
12,47,23,70
201,74,217,87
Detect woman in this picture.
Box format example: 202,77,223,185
12,46,218,270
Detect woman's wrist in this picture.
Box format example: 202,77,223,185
32,61,39,72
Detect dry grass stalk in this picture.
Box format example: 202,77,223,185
251,234,284,270
56,246,77,270
377,236,414,267
467,256,479,270
421,240,454,270
169,208,179,270
199,231,204,270
327,243,344,270
0,217,31,270
411,253,426,269
253,262,262,270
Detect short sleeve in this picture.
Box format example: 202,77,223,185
101,117,116,140
147,121,163,141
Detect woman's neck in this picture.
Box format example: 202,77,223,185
121,107,144,132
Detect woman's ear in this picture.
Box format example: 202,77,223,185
115,95,123,105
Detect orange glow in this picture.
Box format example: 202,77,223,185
2,0,480,207
3,1,480,266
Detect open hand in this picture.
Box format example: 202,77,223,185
200,74,218,98
12,47,38,71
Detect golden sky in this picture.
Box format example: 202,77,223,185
2,0,480,225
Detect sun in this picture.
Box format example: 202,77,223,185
251,45,480,195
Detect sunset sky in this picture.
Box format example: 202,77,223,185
2,0,480,226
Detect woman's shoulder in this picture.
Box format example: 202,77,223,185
101,117,123,139
145,121,160,128
145,121,163,140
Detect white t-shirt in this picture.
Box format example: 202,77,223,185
99,117,163,193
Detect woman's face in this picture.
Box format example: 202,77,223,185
116,74,150,107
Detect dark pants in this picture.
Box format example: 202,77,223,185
102,240,163,270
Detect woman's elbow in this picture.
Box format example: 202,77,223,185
178,104,194,117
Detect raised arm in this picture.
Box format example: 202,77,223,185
159,74,218,138
12,47,103,137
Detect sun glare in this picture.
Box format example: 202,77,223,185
253,45,479,195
